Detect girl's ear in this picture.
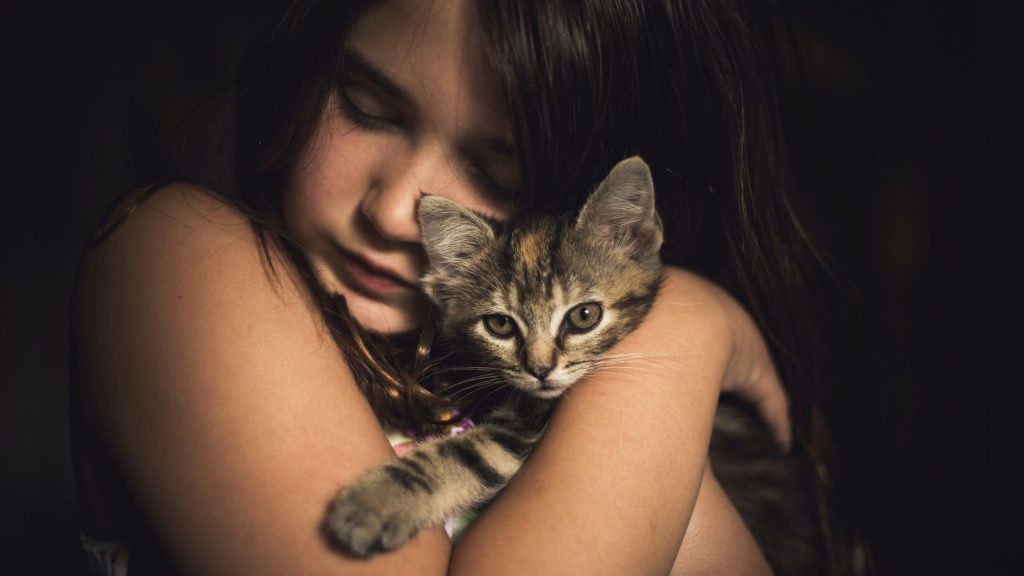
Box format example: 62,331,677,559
575,156,663,257
417,194,496,275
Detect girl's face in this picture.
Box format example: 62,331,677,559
283,0,520,334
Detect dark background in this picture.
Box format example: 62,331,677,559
1,1,1015,573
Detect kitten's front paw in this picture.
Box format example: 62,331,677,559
327,472,422,557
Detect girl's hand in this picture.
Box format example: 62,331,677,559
708,279,792,451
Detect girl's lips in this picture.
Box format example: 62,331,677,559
334,246,419,298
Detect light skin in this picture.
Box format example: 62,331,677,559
72,0,787,574
283,0,520,335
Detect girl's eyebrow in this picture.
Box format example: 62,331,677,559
341,49,411,105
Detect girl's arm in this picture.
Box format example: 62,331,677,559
450,267,777,576
74,185,451,575
671,463,775,575
77,185,777,575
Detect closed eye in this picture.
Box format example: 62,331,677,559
337,87,401,131
466,162,520,204
337,49,412,132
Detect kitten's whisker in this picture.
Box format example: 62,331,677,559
446,376,506,390
589,352,673,363
448,389,500,405
442,376,510,403
582,355,679,379
465,381,514,409
585,362,664,374
428,366,507,377
442,377,505,396
587,357,673,370
445,382,502,399
586,354,675,370
589,363,672,376
435,369,504,384
440,372,503,385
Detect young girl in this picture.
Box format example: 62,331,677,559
71,0,843,574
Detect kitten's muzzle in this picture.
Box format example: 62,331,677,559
528,381,567,399
517,372,572,400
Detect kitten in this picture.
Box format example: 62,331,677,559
327,157,822,573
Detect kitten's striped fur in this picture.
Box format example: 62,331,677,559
327,157,822,573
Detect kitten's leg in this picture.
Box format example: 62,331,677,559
327,419,540,556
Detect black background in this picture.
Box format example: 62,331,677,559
1,1,1015,573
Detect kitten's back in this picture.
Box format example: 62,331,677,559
711,396,826,575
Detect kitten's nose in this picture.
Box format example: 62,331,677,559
526,361,553,381
524,339,556,381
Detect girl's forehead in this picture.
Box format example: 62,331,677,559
346,0,510,134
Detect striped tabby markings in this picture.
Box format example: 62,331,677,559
518,229,547,274
384,463,433,494
546,284,571,337
485,428,535,458
439,439,507,489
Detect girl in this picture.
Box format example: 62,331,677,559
71,0,840,574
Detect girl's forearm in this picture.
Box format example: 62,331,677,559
449,268,738,575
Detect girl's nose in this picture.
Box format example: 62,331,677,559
360,141,461,244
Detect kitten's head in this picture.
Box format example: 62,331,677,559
418,156,663,399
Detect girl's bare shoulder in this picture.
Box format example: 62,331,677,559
74,181,355,442
73,182,450,574
81,183,287,295
77,182,327,351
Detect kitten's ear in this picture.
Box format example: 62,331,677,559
575,156,663,257
418,195,495,274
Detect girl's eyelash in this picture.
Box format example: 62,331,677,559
467,164,519,202
337,87,397,132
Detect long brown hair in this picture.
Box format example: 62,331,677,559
476,4,866,570
229,0,452,431
222,0,866,572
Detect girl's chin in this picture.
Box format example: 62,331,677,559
341,289,428,335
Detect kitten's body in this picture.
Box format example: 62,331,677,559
328,157,821,573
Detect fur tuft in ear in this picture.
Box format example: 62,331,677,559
575,156,663,257
417,195,495,276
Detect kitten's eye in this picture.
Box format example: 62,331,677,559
565,303,603,332
483,314,517,338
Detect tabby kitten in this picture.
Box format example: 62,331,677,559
327,156,661,553
327,157,821,573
